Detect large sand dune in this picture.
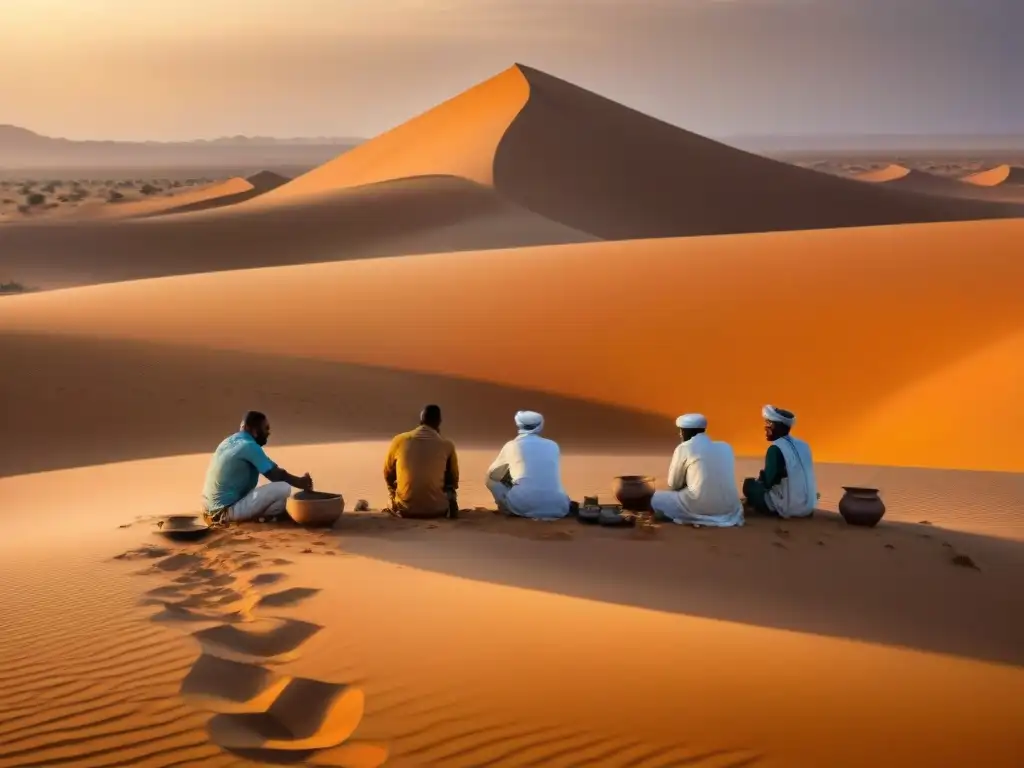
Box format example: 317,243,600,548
963,164,1024,186
250,64,1024,237
0,176,595,289
2,218,1021,471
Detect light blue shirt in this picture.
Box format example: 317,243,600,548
202,431,276,511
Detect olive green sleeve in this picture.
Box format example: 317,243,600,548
763,444,786,489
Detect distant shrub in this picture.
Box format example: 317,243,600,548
139,183,161,195
0,280,28,295
107,190,125,202
41,181,59,193
25,192,46,206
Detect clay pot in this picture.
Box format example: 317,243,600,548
612,475,655,512
838,487,886,527
286,490,345,527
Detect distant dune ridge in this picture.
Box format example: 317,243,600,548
854,163,1024,202
252,64,1024,238
62,170,291,221
963,164,1024,186
0,124,361,170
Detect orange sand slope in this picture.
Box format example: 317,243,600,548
855,164,1024,202
0,176,595,289
251,64,1024,237
1,218,1021,472
963,164,1024,186
1,454,1022,768
63,171,289,221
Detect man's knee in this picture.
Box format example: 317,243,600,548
268,482,293,501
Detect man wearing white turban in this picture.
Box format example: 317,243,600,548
485,410,571,519
742,405,818,518
649,413,744,527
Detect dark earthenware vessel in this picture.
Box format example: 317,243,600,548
613,476,655,512
838,487,886,527
158,514,211,541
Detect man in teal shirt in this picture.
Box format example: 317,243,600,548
202,411,313,524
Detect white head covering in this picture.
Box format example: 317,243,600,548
762,404,795,427
675,413,708,429
515,410,544,434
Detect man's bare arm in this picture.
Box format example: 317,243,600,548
264,466,313,491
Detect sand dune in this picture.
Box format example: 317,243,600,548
250,64,1024,237
56,171,289,221
0,176,595,289
0,449,1021,767
963,164,1024,186
854,163,1024,201
1,218,1022,472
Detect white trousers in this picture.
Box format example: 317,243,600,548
227,481,292,522
486,479,570,520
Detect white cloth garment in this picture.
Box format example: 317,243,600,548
675,413,708,429
226,481,292,522
486,432,570,519
765,436,817,518
650,432,744,526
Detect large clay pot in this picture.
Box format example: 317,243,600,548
286,490,345,527
612,475,655,512
838,487,886,527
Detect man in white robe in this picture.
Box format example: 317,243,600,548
486,411,571,519
742,405,818,518
649,413,744,527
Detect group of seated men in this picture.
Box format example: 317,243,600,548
201,404,818,527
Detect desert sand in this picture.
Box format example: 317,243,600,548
1,63,1022,767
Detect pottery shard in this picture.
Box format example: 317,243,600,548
354,499,370,512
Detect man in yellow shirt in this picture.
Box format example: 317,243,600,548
383,404,460,519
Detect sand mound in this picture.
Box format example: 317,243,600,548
963,164,1024,187
253,64,1024,237
0,176,595,289
1,218,1021,472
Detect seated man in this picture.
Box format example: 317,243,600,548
202,410,313,524
383,404,460,519
650,413,744,527
486,410,571,519
742,405,818,518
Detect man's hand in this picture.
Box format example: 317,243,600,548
300,473,314,492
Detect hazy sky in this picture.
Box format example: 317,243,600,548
2,0,1020,141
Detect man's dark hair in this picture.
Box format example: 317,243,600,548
420,404,442,429
242,410,268,431
680,427,706,442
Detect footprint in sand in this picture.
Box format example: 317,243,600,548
181,653,293,713
250,572,288,587
257,587,322,609
207,678,368,752
193,617,323,664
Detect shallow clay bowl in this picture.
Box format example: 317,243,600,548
578,505,602,524
158,514,211,542
286,491,345,527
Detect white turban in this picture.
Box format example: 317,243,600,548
515,410,544,434
762,404,795,427
675,413,708,429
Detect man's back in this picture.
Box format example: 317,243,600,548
202,432,274,511
502,434,565,492
385,425,458,516
679,435,740,507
